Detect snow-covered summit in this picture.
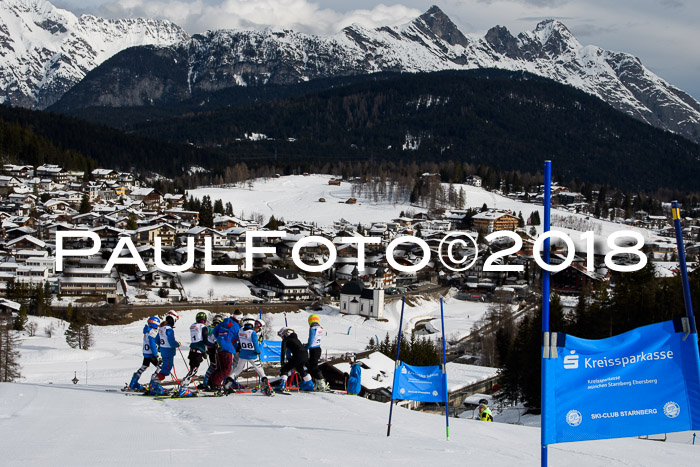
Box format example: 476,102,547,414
3,2,700,142
0,0,189,108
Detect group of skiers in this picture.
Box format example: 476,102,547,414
128,310,338,396
127,309,491,419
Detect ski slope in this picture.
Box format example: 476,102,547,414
4,308,698,466
2,380,697,467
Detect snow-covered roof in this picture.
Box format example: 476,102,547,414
445,362,499,393
273,271,309,287
333,351,394,391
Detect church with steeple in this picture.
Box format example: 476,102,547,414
339,266,385,319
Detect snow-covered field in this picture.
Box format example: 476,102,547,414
4,301,698,466
179,272,253,302
189,174,659,253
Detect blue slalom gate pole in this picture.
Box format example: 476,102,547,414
541,161,552,467
259,308,262,319
440,297,450,440
671,201,697,334
387,296,406,437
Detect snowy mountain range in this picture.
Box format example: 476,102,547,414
2,2,700,144
0,0,188,108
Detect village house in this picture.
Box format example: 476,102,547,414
36,164,68,183
133,223,176,247
181,226,227,247
252,269,311,301
465,175,482,187
129,188,163,210
472,209,519,235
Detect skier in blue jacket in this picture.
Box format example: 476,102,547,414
128,316,161,391
148,311,180,395
346,353,362,395
209,316,240,390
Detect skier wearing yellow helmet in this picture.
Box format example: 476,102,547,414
306,314,328,391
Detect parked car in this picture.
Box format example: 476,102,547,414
226,300,238,305
252,298,267,304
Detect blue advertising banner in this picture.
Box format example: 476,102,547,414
259,340,281,362
392,363,446,403
543,319,700,444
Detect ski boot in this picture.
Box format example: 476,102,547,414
222,377,241,396
147,381,168,396
128,373,144,391
315,379,330,392
274,379,290,394
261,377,273,397
300,378,315,392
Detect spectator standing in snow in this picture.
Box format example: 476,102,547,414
345,352,362,396
478,399,494,422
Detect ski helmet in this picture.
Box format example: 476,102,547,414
277,327,293,338
212,315,223,326
254,318,265,330
308,314,320,326
196,312,207,323
147,316,161,329
345,352,356,363
166,310,179,323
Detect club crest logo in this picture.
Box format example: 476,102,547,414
566,410,582,427
401,366,407,374
399,388,406,395
663,401,680,419
432,390,438,396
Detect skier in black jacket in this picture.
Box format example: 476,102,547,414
275,327,312,392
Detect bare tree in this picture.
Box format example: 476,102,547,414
26,321,38,337
207,288,215,302
44,322,56,338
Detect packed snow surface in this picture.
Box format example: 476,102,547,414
3,306,697,465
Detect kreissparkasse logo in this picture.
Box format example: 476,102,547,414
564,350,579,369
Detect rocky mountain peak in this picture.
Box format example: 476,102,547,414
485,25,521,59
413,5,469,47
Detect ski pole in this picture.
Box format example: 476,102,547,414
179,347,190,372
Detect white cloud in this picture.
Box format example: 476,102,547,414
95,0,421,35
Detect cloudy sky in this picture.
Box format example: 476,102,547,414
51,0,700,99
